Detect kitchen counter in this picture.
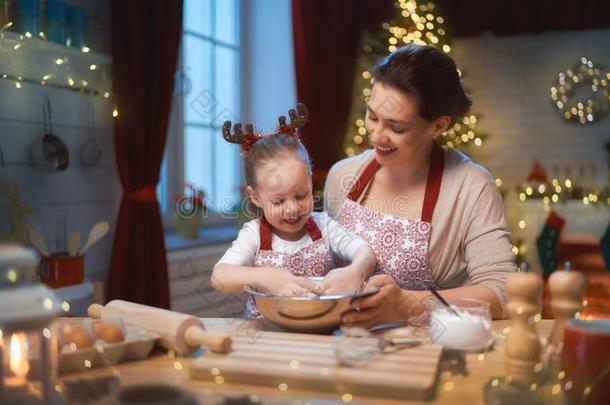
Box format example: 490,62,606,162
61,318,554,404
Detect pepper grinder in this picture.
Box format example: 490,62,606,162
505,271,544,385
548,266,587,351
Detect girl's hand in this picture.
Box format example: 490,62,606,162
341,274,425,328
255,267,315,296
320,266,366,295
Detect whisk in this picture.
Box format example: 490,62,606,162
333,327,423,367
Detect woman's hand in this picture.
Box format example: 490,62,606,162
254,267,315,297
341,274,425,328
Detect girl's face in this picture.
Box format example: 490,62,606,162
247,157,314,240
365,82,450,167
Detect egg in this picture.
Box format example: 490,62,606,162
94,322,125,343
65,327,95,349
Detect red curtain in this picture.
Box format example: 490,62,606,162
106,0,182,308
291,0,393,173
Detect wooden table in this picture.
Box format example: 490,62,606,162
61,318,554,404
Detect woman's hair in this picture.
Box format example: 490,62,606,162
244,134,312,189
373,44,472,123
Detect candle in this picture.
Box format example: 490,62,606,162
2,333,37,401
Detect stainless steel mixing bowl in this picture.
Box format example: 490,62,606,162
245,277,378,334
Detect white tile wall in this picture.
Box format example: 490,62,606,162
168,243,244,317
452,28,610,272
0,1,118,289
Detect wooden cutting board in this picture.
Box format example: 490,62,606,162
191,330,443,401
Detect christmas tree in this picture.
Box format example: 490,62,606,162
343,0,488,157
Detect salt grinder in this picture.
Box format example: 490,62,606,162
548,268,587,351
505,272,544,385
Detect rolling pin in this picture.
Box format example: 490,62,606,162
87,300,232,354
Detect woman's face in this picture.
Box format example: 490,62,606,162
365,81,450,167
247,157,314,240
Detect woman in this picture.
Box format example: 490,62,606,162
324,44,516,327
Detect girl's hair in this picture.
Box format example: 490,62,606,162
373,44,472,123
244,134,312,189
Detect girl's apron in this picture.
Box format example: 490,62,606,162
244,217,334,318
335,142,444,290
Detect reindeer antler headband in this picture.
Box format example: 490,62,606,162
222,103,308,154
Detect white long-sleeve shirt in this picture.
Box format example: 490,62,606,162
216,211,369,267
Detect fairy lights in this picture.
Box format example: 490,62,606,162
550,57,610,124
344,0,488,156
0,30,111,98
516,177,609,207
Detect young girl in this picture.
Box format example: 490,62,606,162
211,104,376,318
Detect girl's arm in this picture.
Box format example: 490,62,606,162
321,245,376,295
212,264,314,296
211,220,264,292
319,213,377,294
347,244,377,280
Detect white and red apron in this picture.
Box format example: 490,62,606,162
243,217,335,319
336,142,445,290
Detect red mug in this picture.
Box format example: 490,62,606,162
562,319,610,405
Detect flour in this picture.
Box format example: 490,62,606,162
429,307,492,351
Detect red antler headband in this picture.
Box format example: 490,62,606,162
222,103,308,154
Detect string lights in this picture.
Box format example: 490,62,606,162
0,25,112,103
516,177,609,207
550,57,610,125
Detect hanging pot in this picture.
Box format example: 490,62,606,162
79,102,102,166
31,96,69,171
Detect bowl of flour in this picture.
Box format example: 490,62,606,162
424,297,492,352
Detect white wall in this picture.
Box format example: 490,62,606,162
0,0,118,287
452,28,610,272
240,0,297,131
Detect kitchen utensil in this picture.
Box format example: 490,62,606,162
548,268,586,348
40,254,84,288
428,285,461,317
79,221,109,255
367,320,411,334
333,327,423,367
246,278,379,334
191,329,443,401
80,103,102,166
87,300,232,354
31,96,69,171
56,212,68,253
67,230,81,256
26,219,50,256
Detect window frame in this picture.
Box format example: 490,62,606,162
161,0,243,230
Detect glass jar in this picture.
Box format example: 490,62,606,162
423,296,492,351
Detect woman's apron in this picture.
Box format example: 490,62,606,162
335,142,444,290
243,217,335,318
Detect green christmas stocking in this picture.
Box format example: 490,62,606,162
536,210,566,277
601,222,610,272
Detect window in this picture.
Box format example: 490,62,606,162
159,0,241,224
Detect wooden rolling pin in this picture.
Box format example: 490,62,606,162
87,300,232,354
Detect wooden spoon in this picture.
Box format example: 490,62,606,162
27,220,50,256
67,230,81,256
79,221,109,255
